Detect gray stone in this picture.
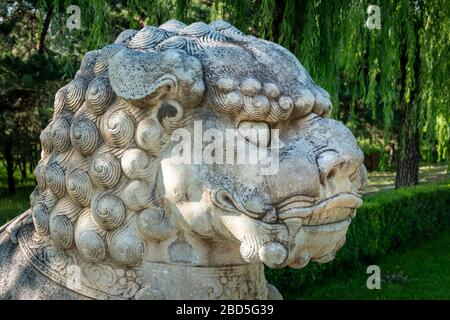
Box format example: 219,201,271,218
0,19,367,299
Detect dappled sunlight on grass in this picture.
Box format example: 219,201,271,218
365,163,449,194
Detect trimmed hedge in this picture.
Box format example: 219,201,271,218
265,180,450,297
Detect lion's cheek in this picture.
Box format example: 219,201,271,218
169,201,216,238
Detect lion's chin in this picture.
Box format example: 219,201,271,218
286,213,353,269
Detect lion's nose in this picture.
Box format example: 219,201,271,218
265,149,321,201
316,148,364,192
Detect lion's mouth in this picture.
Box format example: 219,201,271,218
213,189,362,226
274,193,362,226
213,190,361,268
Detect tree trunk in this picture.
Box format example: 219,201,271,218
395,106,420,188
38,0,54,54
271,0,286,41
4,139,15,194
395,13,421,189
29,151,36,174
20,154,27,179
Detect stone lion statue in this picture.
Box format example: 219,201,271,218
0,20,367,299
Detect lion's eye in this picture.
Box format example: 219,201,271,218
237,121,271,148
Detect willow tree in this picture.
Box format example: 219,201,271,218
336,0,449,187
12,0,450,188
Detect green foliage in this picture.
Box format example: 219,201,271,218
435,114,450,162
0,186,35,226
0,163,36,190
4,0,450,139
0,163,35,225
0,1,67,194
258,0,276,41
357,138,384,155
265,180,450,296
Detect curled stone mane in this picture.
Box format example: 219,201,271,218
32,19,332,268
34,73,173,266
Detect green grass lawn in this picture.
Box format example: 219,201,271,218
291,231,450,299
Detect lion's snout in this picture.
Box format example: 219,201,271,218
220,119,368,269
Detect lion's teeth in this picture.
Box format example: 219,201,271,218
304,208,354,226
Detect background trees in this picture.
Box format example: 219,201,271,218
0,0,448,194
0,0,61,194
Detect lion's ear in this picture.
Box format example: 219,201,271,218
108,47,205,108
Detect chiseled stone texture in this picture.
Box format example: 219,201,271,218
0,19,367,300
0,224,87,299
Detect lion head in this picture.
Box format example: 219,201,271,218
31,20,367,272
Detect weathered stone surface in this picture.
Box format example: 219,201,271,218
0,19,367,300
0,217,87,299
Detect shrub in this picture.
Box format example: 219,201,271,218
266,180,450,297
357,138,384,155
